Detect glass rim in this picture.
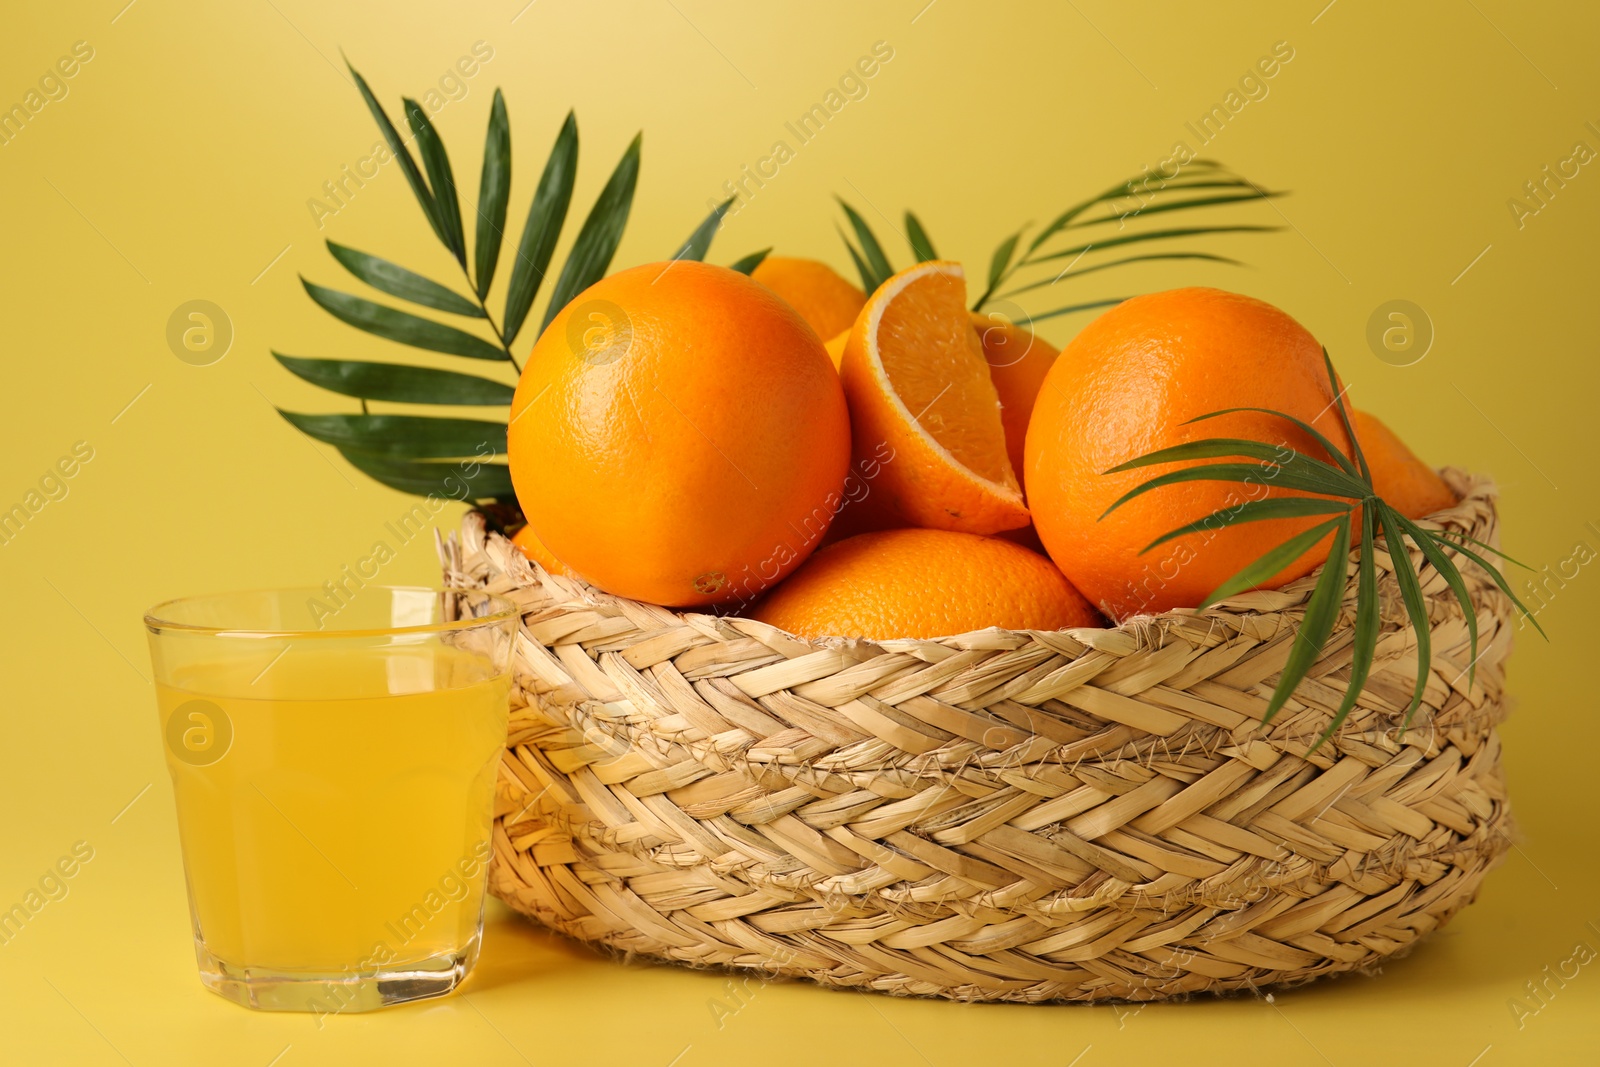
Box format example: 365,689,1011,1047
142,585,518,640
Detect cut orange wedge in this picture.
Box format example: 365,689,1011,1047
838,261,1029,535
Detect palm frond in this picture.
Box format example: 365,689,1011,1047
729,247,771,275
1103,348,1546,748
276,64,648,503
835,198,893,290
673,197,733,262
501,111,578,346
972,161,1282,313
836,224,878,293
904,211,938,262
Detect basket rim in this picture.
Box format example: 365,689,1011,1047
476,467,1496,653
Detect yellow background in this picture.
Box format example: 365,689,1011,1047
3,1,1597,1063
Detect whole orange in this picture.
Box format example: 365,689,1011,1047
1025,287,1354,621
751,528,1103,640
508,261,850,608
750,256,866,342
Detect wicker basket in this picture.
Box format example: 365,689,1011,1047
439,469,1514,1002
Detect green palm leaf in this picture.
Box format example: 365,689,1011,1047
1027,176,1154,254
345,60,448,248
503,111,579,346
1186,405,1358,477
1199,516,1347,609
1264,514,1352,724
1026,160,1233,253
1320,347,1369,482
1028,225,1282,265
674,197,733,262
473,89,511,298
1378,503,1432,728
987,229,1024,291
339,449,514,500
1026,297,1127,323
273,355,514,406
1433,528,1534,569
539,132,641,334
279,412,507,459
998,252,1240,300
1416,530,1545,638
405,98,465,264
1100,460,1365,518
1142,497,1352,554
301,279,506,361
325,242,483,317
1111,177,1270,197
729,248,771,275
1105,438,1334,476
1066,189,1283,229
905,210,938,262
837,226,877,293
287,77,673,500
1391,510,1483,686
1314,508,1381,750
836,198,893,289
965,160,1280,311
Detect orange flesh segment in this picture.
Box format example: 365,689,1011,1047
873,268,1017,490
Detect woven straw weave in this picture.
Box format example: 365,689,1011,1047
440,470,1514,1002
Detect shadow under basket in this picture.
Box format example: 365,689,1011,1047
439,470,1516,1002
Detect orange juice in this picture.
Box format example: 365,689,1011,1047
156,641,509,976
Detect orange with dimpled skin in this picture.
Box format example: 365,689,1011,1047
752,528,1103,640
507,261,850,608
1025,287,1355,621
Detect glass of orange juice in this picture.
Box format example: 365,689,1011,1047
143,586,517,1013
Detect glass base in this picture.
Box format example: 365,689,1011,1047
194,934,479,1013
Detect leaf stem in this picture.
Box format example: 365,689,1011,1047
473,291,522,375
970,276,1000,313
971,243,1042,312
452,252,521,376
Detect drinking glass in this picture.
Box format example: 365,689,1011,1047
143,587,517,1013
